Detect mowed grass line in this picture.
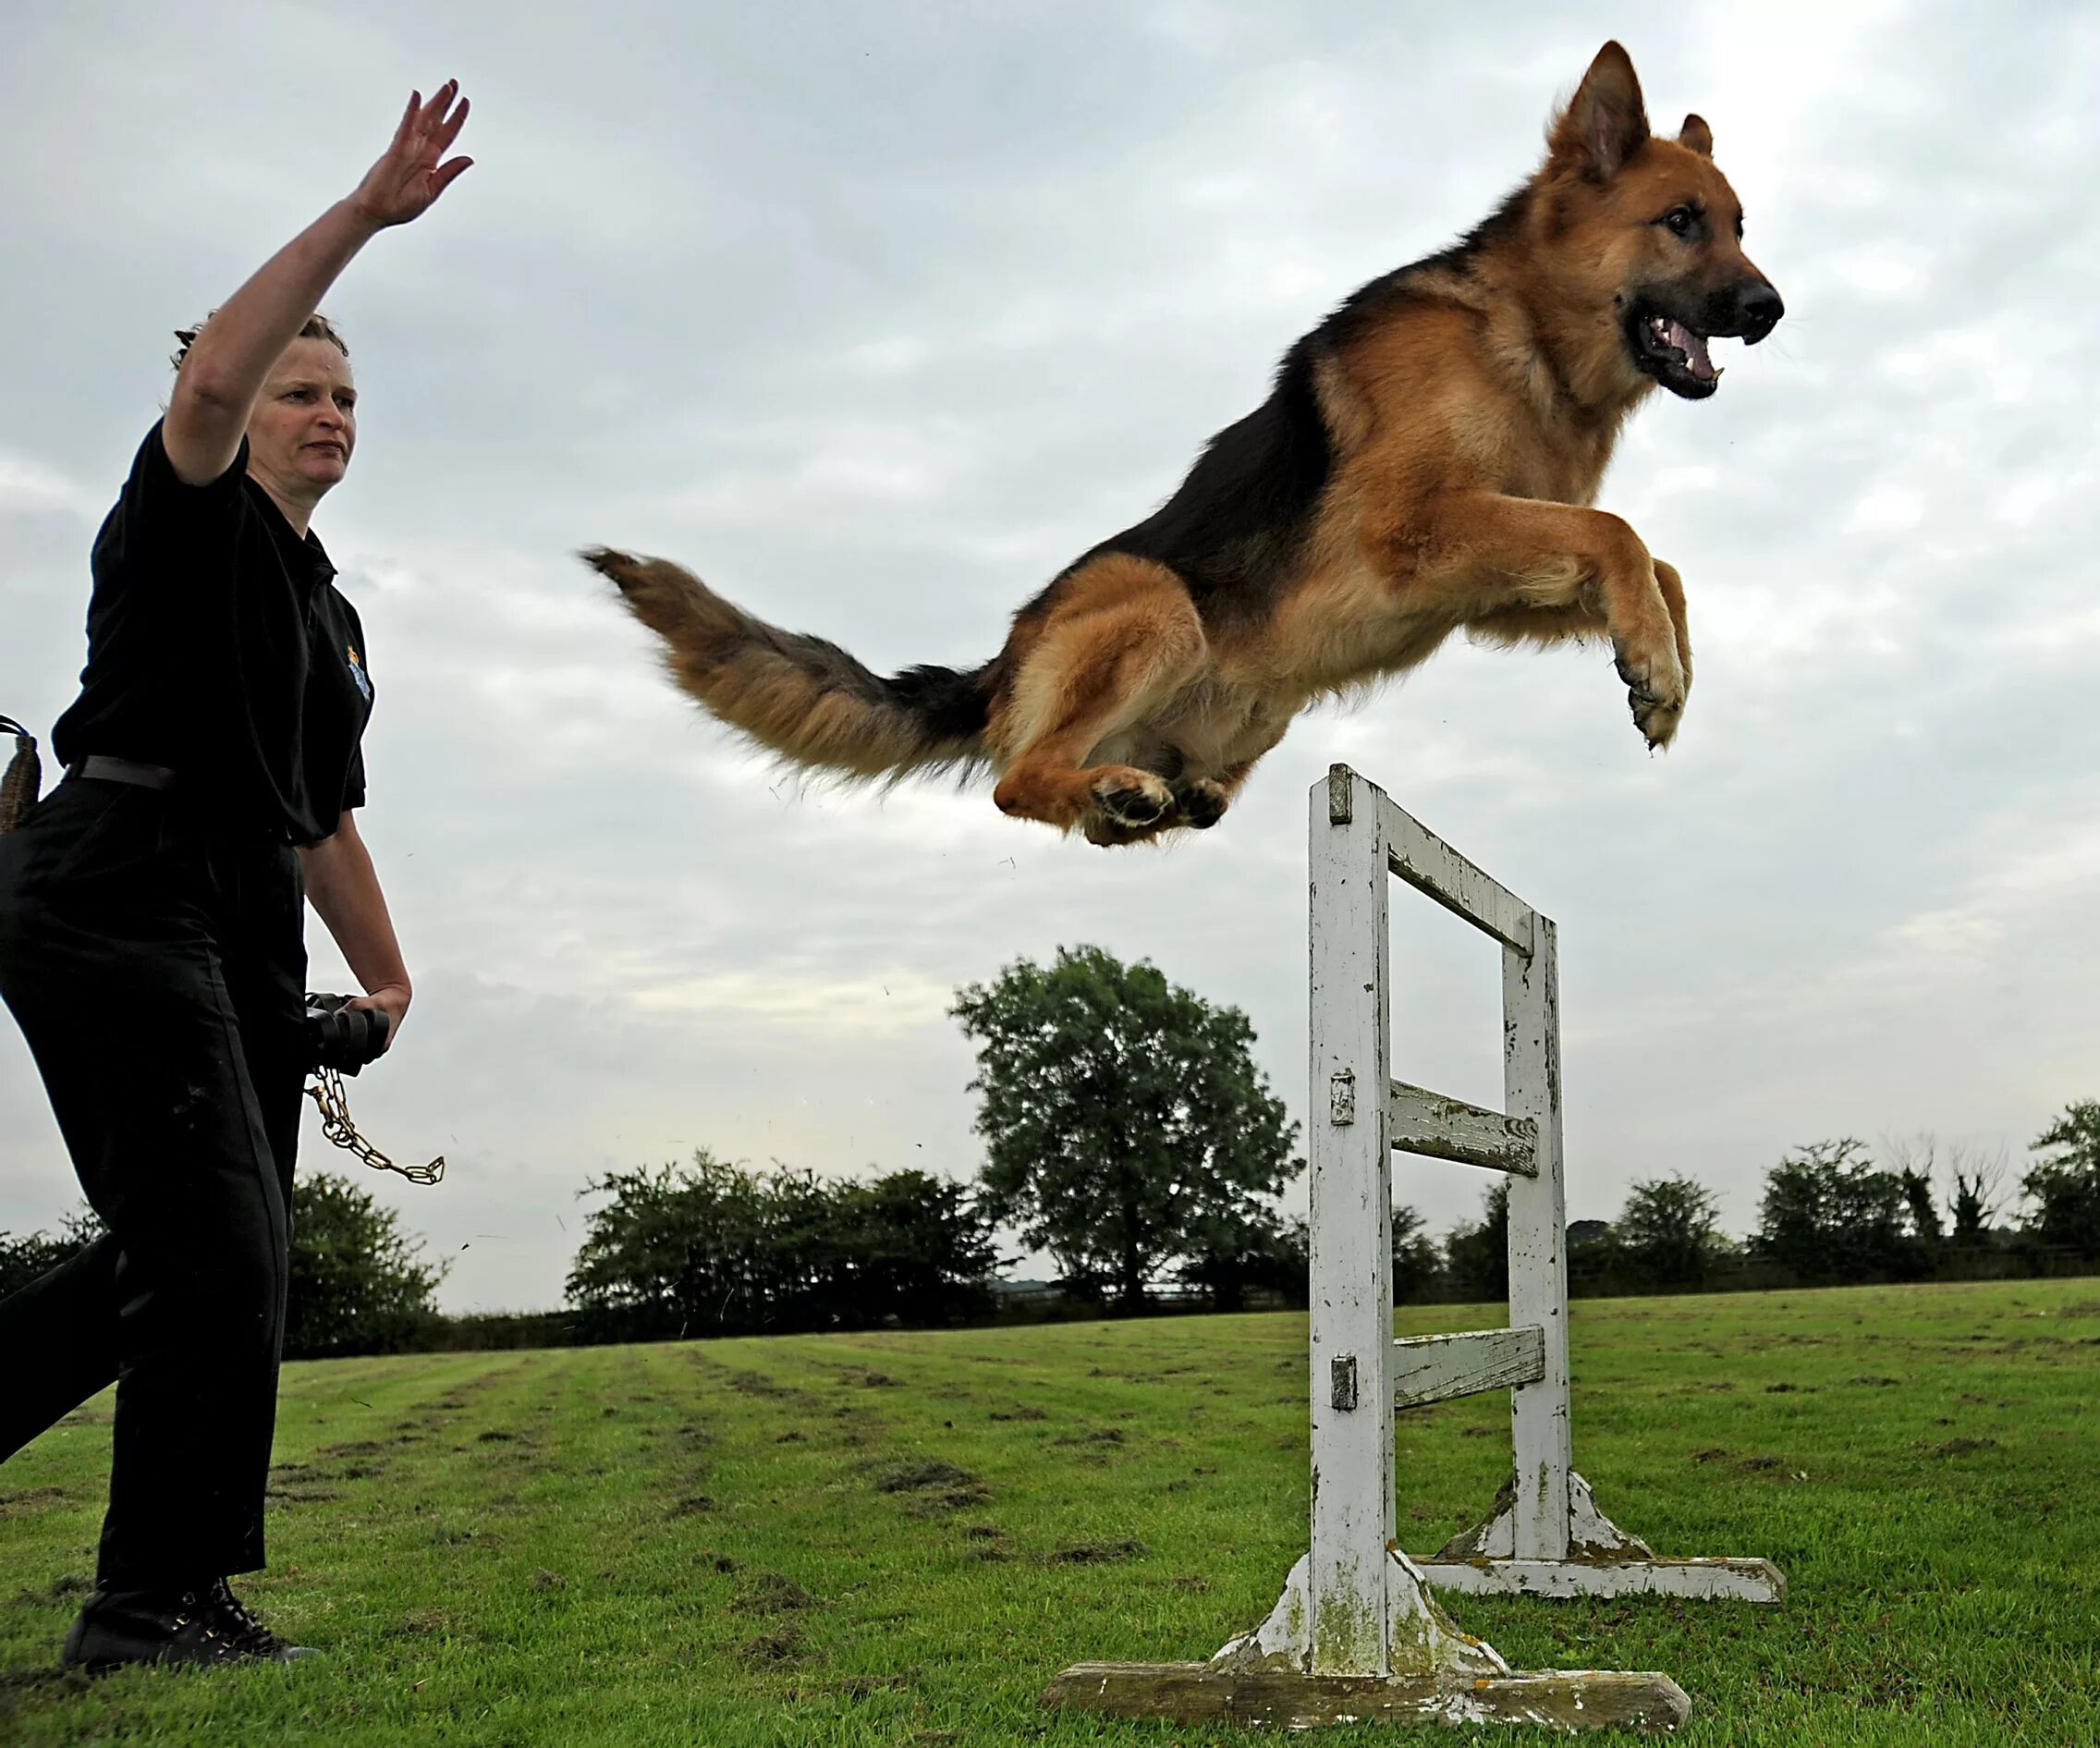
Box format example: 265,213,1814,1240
0,1278,2093,1745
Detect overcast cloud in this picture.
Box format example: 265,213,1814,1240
3,0,2095,1312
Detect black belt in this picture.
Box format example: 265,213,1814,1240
69,754,177,791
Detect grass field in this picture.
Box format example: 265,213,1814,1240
2,1277,2096,1745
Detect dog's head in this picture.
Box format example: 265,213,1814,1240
1539,43,1783,401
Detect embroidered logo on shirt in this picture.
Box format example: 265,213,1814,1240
347,643,372,702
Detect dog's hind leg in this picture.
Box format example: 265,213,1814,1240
988,555,1208,842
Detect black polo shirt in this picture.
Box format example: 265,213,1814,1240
51,421,372,846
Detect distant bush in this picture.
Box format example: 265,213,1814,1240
566,1152,999,1340
2025,1102,2100,1259
285,1172,446,1359
0,1208,102,1300
1754,1139,1932,1283
2,1178,442,1359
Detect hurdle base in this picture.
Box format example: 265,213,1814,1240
1043,1663,1691,1732
1419,1471,1786,1604
1416,1556,1786,1604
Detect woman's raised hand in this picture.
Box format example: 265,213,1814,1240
348,80,473,228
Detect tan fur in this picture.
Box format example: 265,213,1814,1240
590,42,1776,846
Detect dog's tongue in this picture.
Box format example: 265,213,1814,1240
1667,319,1717,381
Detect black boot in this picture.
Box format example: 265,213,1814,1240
61,1578,318,1672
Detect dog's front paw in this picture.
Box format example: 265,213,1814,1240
1089,768,1175,832
1612,630,1689,750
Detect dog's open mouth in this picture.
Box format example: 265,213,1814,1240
1629,306,1722,399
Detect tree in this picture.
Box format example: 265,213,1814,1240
4,1189,438,1359
1883,1135,1947,1251
1444,1180,1510,1302
1390,1204,1445,1303
285,1172,446,1359
953,945,1300,1311
1754,1139,1927,1282
1177,1204,1307,1312
2024,1101,2100,1258
826,1169,1001,1326
565,1150,1000,1339
567,1150,764,1339
1947,1143,2007,1248
1616,1173,1731,1289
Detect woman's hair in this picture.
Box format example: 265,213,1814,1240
170,312,349,373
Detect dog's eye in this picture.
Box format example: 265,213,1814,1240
1664,206,1696,238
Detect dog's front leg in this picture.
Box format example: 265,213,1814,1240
1652,557,1693,703
1399,492,1690,748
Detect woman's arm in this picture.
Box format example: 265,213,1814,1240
165,82,473,486
299,811,412,1049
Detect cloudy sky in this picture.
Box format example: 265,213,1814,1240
4,0,2095,1313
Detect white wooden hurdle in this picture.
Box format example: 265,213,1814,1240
1045,764,1780,1731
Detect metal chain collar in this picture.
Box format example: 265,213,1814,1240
306,1068,446,1185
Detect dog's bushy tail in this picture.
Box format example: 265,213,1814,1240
584,548,993,781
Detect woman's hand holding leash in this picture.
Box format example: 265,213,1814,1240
348,983,410,1054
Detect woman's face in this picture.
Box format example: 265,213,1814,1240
246,336,357,503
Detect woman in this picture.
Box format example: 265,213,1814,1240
0,81,471,1671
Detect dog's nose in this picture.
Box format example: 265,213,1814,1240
1739,281,1784,345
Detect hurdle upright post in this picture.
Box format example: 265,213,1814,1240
1503,909,1570,1562
1305,761,1395,1671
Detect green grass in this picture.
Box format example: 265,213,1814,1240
3,1277,2096,1744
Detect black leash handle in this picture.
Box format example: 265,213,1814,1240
0,715,40,836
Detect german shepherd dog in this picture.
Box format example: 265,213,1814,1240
588,42,1781,846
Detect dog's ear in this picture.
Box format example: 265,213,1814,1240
1678,114,1714,157
1551,41,1650,180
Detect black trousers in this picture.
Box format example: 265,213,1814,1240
0,776,306,1590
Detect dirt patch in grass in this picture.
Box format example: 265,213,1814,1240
1693,1449,1791,1474
1046,1538,1149,1565
1051,1428,1125,1448
726,1370,815,1404
670,1495,717,1517
0,1487,68,1519
431,1525,505,1547
736,1571,820,1615
824,1673,910,1699
0,1669,90,1722
1927,1437,1999,1458
988,1407,1047,1423
476,1428,522,1444
739,1624,807,1664
265,1487,343,1510
12,1573,92,1608
867,1459,990,1513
